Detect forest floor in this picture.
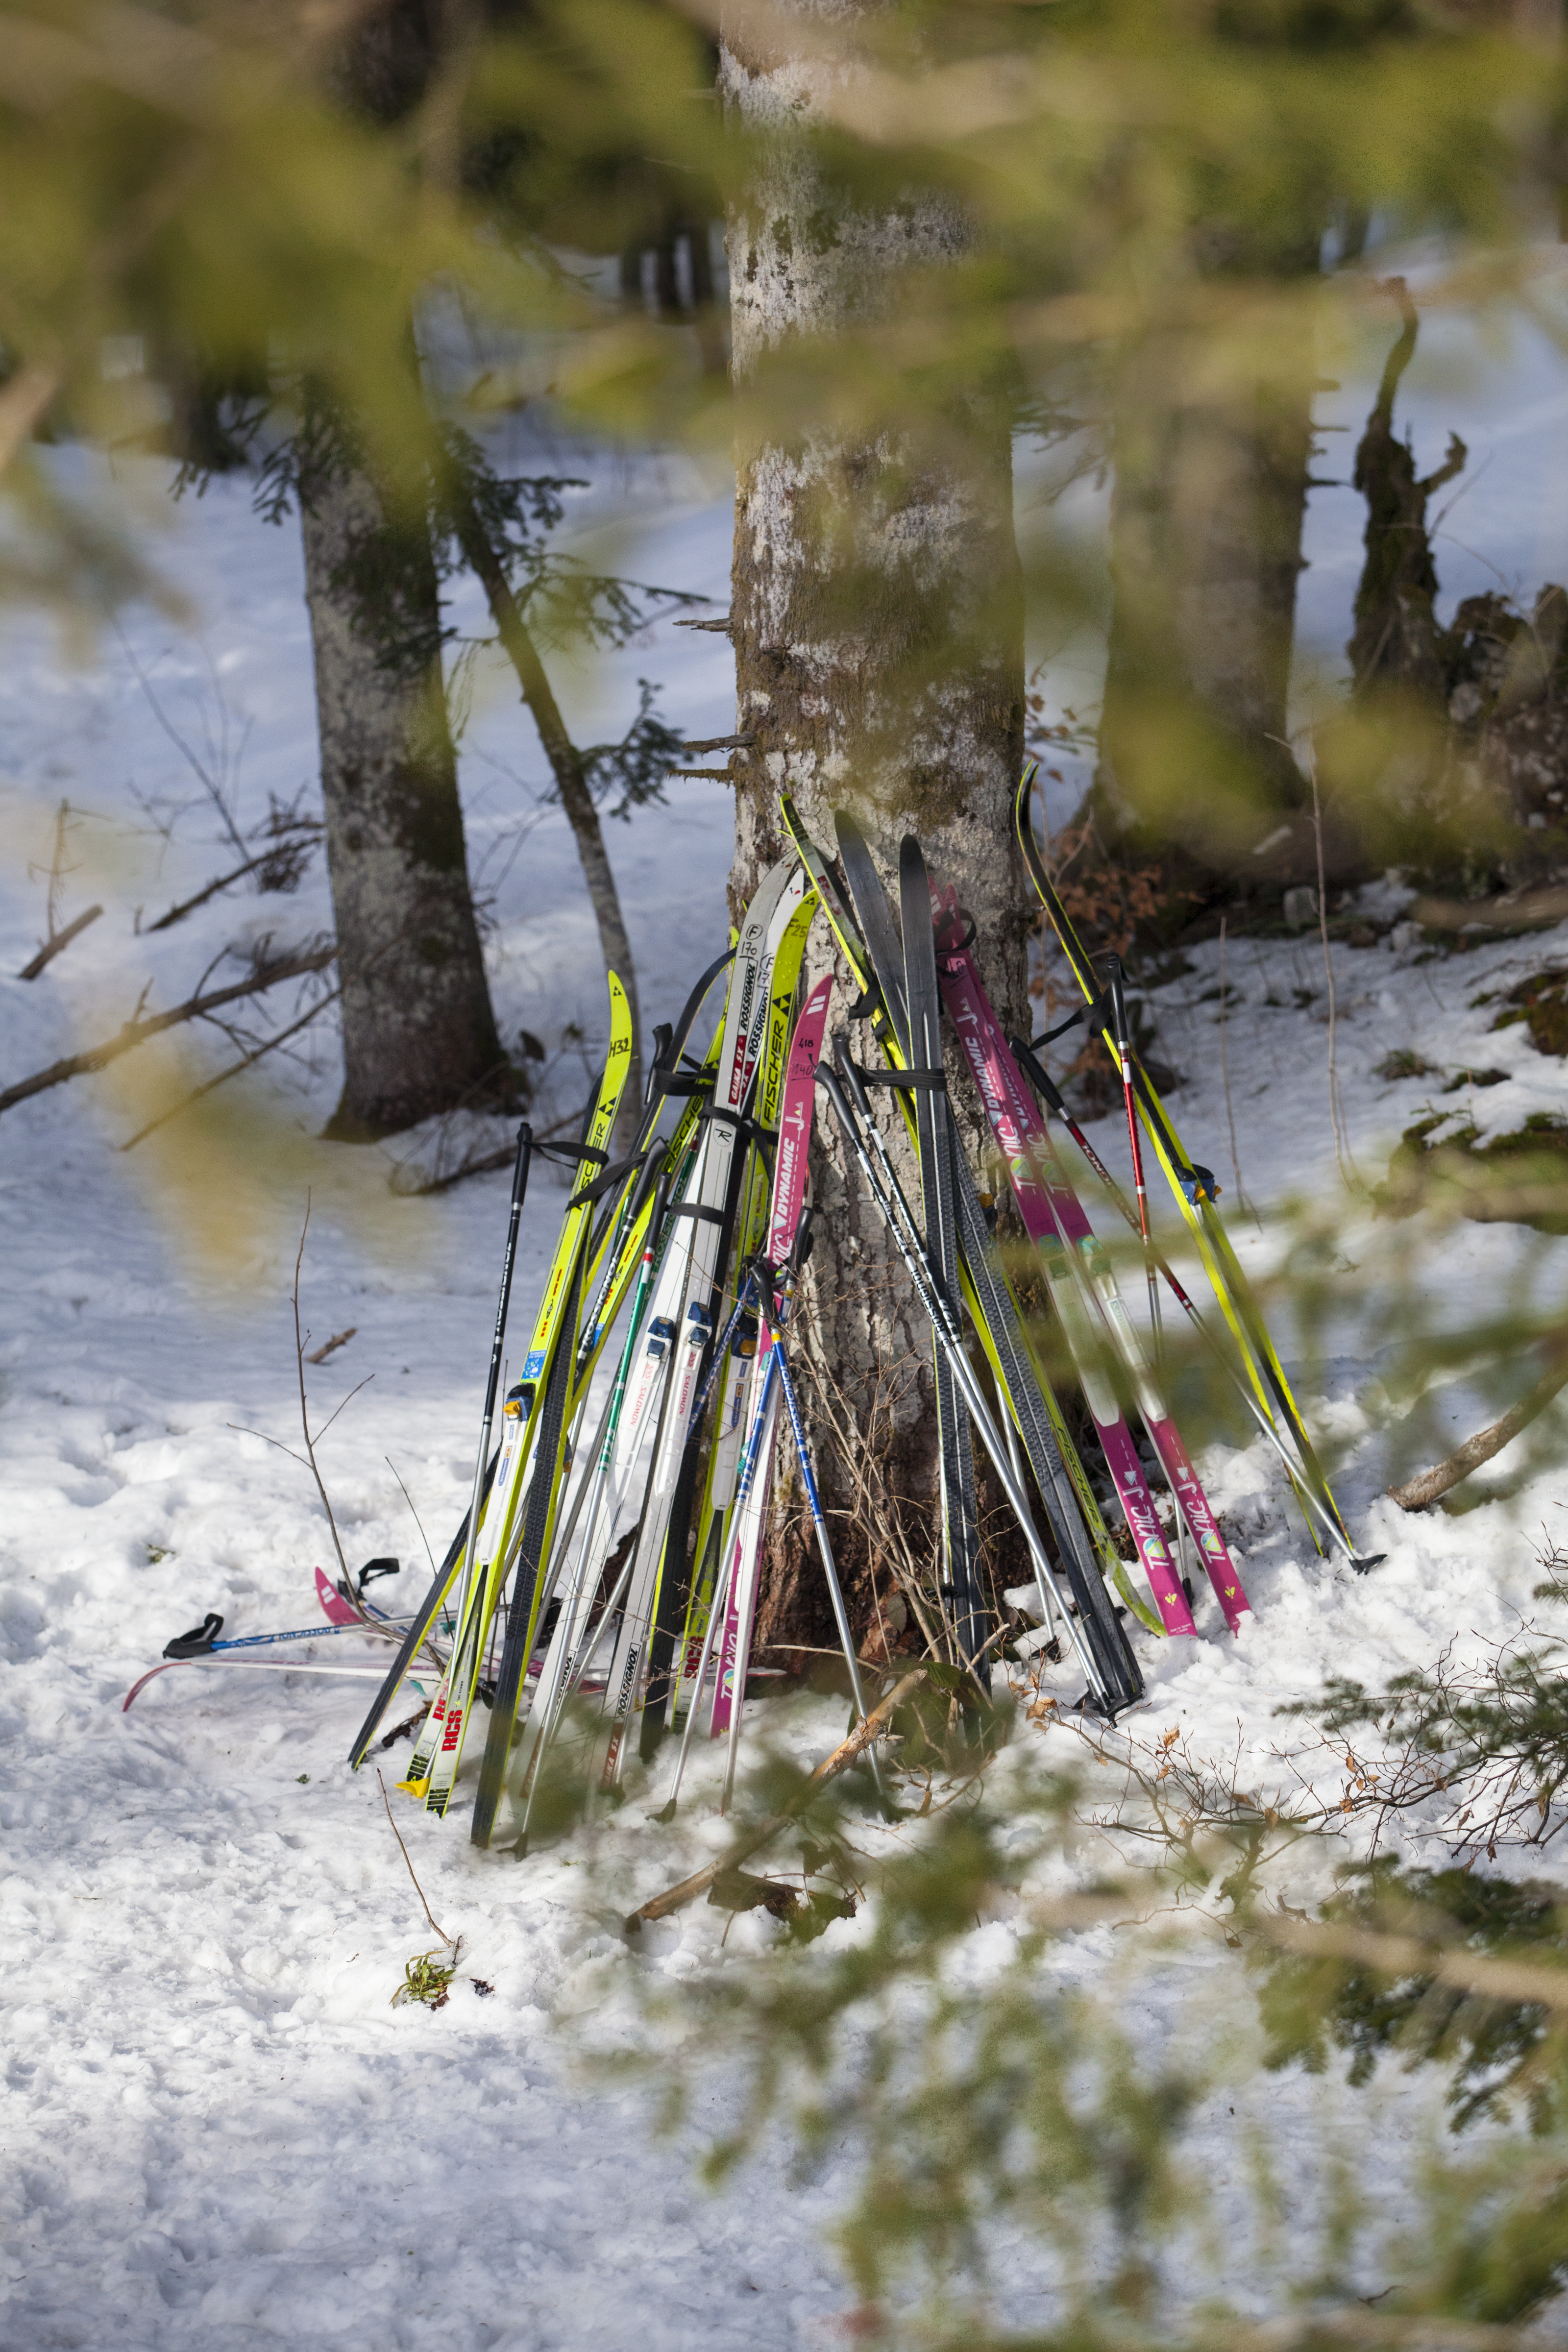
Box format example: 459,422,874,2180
3,452,1568,2348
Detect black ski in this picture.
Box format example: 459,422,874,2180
831,809,1142,1711
898,834,987,1686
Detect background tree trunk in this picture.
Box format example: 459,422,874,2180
448,480,644,1131
1094,288,1318,867
1348,283,1466,703
299,435,507,1139
721,13,1027,1667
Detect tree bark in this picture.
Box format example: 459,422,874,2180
448,485,644,1125
298,436,507,1139
1095,286,1317,864
721,9,1027,1664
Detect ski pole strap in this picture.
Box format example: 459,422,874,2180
1009,1034,1067,1113
650,1067,713,1101
534,1136,609,1171
851,1056,947,1093
1030,986,1112,1049
568,1145,652,1209
933,904,978,956
163,1611,224,1660
697,1100,761,1136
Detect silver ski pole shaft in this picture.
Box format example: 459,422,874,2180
819,1060,1112,1709
660,1542,731,1813
760,1309,886,1798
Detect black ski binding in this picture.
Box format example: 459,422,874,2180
163,1612,223,1660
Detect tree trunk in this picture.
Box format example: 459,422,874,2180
721,12,1027,1666
298,433,506,1139
1348,282,1466,703
447,483,644,1128
1095,300,1316,865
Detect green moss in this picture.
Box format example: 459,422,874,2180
1492,969,1568,1058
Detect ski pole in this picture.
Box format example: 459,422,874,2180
720,1348,783,1812
160,1612,400,1660
1103,959,1162,1358
1010,1031,1380,1572
449,1124,533,1642
1103,957,1199,1597
757,1300,886,1798
819,1057,1118,1715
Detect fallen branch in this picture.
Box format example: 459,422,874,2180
1389,1346,1568,1511
395,1097,594,1196
0,942,335,1118
1410,885,1568,937
307,1327,357,1366
17,903,103,980
117,978,343,1151
625,1666,928,1933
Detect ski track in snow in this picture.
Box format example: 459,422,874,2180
1,418,1567,2344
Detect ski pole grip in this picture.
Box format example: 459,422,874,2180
163,1611,223,1660
830,1032,874,1122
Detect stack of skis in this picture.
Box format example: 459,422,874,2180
141,767,1375,1841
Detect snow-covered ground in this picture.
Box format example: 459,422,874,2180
3,384,1568,2346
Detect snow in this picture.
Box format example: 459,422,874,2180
3,400,1568,2343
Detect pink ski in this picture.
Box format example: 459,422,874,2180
934,893,1248,1634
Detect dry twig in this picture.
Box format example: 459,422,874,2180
117,977,343,1150
0,941,336,1118
18,902,103,981
626,1666,929,1931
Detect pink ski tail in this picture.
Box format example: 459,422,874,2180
315,1567,359,1626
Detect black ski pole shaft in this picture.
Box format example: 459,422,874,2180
1103,958,1162,1362
818,1061,1115,1712
451,1123,532,1633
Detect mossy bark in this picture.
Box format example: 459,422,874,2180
721,14,1027,1663
1095,257,1319,865
299,447,505,1140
